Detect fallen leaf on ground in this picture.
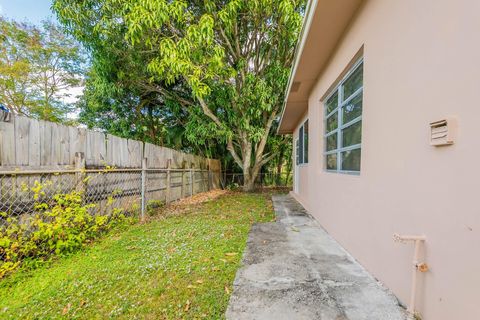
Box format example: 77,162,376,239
225,252,237,256
62,303,71,315
158,190,228,217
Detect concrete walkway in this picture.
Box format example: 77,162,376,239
226,194,406,320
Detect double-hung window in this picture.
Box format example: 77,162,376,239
296,119,309,165
324,59,363,173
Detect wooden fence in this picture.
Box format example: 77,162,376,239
0,112,221,219
0,111,220,175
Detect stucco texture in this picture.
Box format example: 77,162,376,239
291,0,480,319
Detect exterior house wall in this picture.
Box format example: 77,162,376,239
292,0,480,319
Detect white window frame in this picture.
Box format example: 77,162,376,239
297,119,309,165
323,58,363,174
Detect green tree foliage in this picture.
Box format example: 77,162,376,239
78,67,194,149
51,0,200,150
0,17,85,122
54,0,303,190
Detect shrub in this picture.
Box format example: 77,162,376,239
0,181,134,279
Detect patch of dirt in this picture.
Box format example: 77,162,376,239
149,189,229,219
170,189,227,209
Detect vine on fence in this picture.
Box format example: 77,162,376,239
0,180,135,279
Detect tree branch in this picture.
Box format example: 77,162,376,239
227,138,243,169
197,95,223,128
253,109,277,166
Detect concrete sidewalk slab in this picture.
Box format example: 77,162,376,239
226,194,406,320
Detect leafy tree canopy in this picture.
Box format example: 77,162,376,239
54,0,304,190
0,17,86,122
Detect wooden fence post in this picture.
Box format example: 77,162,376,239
207,164,211,191
165,159,171,204
181,161,186,199
74,152,86,194
141,157,147,221
190,164,194,196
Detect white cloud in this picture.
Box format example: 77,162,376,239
0,5,3,14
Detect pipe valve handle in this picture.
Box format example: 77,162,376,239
417,262,429,273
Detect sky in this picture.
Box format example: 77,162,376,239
0,0,56,24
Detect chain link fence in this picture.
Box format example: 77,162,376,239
0,167,218,278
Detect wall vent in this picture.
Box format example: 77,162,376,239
430,117,457,146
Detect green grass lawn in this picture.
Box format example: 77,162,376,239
0,191,275,319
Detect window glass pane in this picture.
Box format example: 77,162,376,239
326,113,338,133
326,154,337,170
343,65,363,99
299,126,304,164
326,133,337,151
342,94,362,124
303,120,309,163
341,148,361,171
342,121,362,147
326,92,338,114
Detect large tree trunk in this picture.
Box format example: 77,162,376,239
227,132,277,192
242,169,256,192
232,142,275,192
242,161,264,192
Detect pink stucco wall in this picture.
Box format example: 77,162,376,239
292,0,480,319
